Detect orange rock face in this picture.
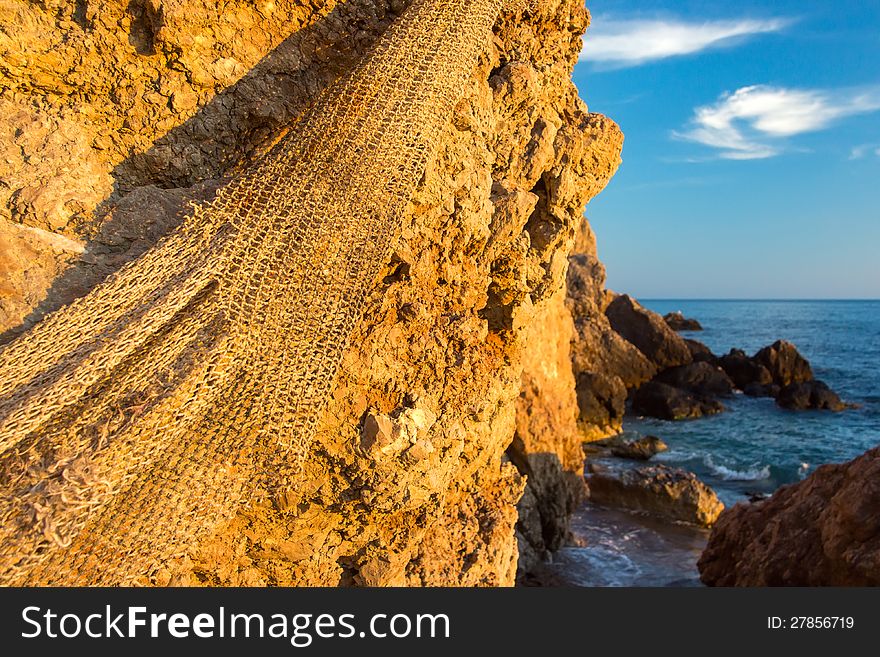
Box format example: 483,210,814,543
589,465,724,528
1,1,623,584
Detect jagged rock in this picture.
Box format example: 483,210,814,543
699,446,880,585
605,294,692,371
574,372,627,440
776,380,846,411
360,408,438,459
653,361,735,398
631,381,724,420
570,319,657,391
719,349,773,390
742,382,781,398
685,338,716,364
753,340,814,386
513,293,590,574
663,311,702,331
566,255,657,394
566,249,656,444
588,465,724,527
3,0,625,586
609,435,668,461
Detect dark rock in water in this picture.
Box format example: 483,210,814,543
575,371,627,439
719,348,773,390
746,491,771,503
699,446,880,585
609,435,668,461
753,340,813,386
588,465,724,527
685,338,716,364
586,461,608,475
663,311,703,331
631,381,724,420
605,295,693,370
654,361,735,398
776,380,846,411
742,382,781,398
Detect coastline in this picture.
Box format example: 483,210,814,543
552,298,880,587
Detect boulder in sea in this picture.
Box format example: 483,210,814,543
718,348,773,390
663,311,703,331
653,361,735,398
699,446,880,585
631,381,724,420
685,338,717,364
776,380,847,411
588,465,724,527
753,339,814,386
609,435,668,461
605,295,693,371
742,382,781,398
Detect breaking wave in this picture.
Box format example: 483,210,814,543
704,455,770,481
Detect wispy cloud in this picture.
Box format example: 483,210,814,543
675,85,880,160
580,17,790,68
849,143,880,160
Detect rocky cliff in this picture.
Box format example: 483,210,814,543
0,0,622,584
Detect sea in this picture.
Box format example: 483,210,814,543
545,300,880,587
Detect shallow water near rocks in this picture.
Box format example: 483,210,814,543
538,504,708,586
560,300,880,587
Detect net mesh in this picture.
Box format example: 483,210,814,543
0,0,510,585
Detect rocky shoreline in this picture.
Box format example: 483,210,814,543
699,445,880,586
560,253,876,586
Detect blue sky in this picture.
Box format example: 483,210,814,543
573,0,880,298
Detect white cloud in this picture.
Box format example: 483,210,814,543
580,17,790,67
675,85,880,160
850,144,880,159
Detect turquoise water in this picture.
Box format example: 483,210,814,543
547,300,880,586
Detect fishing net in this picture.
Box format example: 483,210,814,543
0,0,510,585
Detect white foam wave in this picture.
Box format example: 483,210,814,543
653,449,701,463
704,455,770,481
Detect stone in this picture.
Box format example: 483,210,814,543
567,256,658,393
699,446,880,585
753,340,814,386
718,349,773,390
663,311,702,331
360,413,396,453
653,361,735,398
605,294,693,371
776,380,847,411
513,295,589,574
742,382,781,398
631,381,724,421
1,0,625,587
609,435,668,461
588,465,724,527
685,338,716,364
